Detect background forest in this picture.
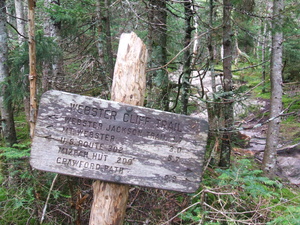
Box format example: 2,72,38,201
0,0,300,224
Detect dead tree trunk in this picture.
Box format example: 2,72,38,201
89,32,148,225
28,0,37,138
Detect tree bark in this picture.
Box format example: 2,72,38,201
208,0,217,93
89,32,147,225
261,22,267,93
14,0,30,123
95,0,114,96
147,0,168,111
191,1,199,69
181,0,194,115
95,0,110,94
261,1,273,93
14,0,26,43
0,0,17,146
262,0,284,176
95,0,104,66
205,0,221,166
42,0,63,92
28,0,37,138
219,0,234,168
103,0,114,82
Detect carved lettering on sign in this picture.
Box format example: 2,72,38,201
30,90,208,193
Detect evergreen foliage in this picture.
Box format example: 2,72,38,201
5,30,61,107
181,159,300,224
0,0,299,223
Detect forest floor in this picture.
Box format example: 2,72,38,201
237,96,300,185
1,78,299,224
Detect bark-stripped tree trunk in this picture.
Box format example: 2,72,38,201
181,0,194,115
262,0,284,176
0,0,17,146
89,32,148,225
219,0,234,168
28,0,37,138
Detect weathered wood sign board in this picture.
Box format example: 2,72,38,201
30,90,208,193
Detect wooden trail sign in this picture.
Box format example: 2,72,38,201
30,90,208,193
30,32,207,225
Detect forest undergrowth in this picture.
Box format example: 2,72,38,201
1,77,300,225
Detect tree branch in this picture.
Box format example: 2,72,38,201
7,21,28,40
40,174,58,224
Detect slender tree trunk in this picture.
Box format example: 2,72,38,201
28,0,37,138
42,0,55,92
95,0,110,94
191,1,199,69
0,0,17,146
181,0,194,115
261,1,273,93
147,0,168,111
42,0,63,92
103,0,114,82
96,0,104,65
261,22,267,93
95,0,113,96
205,0,221,165
262,0,284,176
219,0,234,168
208,0,216,93
14,0,30,123
14,0,26,43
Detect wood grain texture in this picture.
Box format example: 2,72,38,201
30,90,208,192
89,181,128,225
111,32,147,106
91,32,146,225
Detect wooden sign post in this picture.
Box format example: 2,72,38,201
30,32,208,224
90,32,147,225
